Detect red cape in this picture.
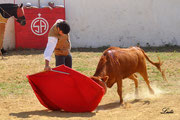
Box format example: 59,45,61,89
27,65,105,112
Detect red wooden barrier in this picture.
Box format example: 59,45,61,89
15,7,65,49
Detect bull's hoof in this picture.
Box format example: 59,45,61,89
135,95,140,100
122,102,131,108
150,89,155,95
135,91,139,99
119,100,123,105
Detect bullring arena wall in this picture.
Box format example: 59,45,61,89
1,0,180,50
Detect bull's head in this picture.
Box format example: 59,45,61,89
106,77,116,88
90,76,109,94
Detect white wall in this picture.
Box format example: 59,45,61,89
2,0,180,49
65,0,180,48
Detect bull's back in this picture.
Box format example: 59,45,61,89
104,47,144,78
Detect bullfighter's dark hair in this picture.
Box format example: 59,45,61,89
57,21,70,34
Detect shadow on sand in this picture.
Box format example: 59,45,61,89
9,109,96,119
10,102,121,119
96,101,121,111
9,100,151,118
130,99,151,105
96,99,151,111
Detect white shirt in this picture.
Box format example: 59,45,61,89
44,36,58,61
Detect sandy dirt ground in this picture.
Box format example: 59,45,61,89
0,82,180,120
0,50,179,120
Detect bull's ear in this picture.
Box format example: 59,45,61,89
19,3,23,8
102,76,109,82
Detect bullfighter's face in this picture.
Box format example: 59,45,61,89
57,28,64,36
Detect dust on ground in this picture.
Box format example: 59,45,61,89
0,82,180,120
0,49,179,120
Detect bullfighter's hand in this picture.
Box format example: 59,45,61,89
44,66,51,71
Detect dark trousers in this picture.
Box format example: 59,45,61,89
55,54,72,68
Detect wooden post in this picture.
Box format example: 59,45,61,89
38,0,41,8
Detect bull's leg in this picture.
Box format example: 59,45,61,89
128,74,139,98
117,79,123,104
139,69,154,95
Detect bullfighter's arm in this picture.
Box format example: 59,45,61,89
44,36,58,71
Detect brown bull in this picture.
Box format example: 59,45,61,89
90,46,166,104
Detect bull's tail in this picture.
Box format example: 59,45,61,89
140,48,167,82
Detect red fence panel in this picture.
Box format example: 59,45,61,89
15,7,65,49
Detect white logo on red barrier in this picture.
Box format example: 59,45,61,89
31,13,49,36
